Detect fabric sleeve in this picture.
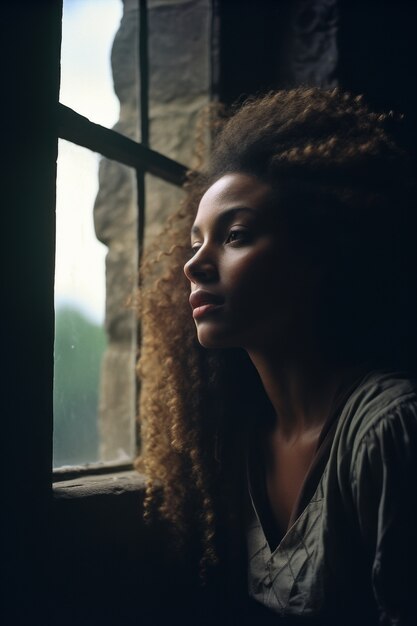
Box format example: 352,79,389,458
350,401,417,626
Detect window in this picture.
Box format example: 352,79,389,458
53,0,123,468
53,0,210,481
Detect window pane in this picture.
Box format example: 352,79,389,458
145,173,185,244
60,0,137,139
54,140,137,468
54,140,106,467
147,0,211,160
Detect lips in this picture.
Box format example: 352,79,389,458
189,290,224,319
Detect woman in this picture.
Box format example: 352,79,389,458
137,88,417,625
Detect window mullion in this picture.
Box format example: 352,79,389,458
137,0,149,270
57,103,188,187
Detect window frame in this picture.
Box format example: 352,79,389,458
53,0,188,488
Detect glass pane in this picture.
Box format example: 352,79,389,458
145,173,185,245
60,0,137,139
54,140,137,468
54,140,105,467
147,0,211,160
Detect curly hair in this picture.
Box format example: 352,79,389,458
136,87,416,578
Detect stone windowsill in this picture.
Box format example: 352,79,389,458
53,469,147,499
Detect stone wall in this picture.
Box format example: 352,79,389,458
94,0,212,461
145,0,212,240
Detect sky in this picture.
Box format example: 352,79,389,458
55,0,123,324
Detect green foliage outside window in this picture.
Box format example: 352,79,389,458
53,306,106,467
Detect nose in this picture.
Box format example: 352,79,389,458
183,246,218,284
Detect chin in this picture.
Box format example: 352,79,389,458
197,335,232,350
196,327,238,350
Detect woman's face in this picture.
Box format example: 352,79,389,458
183,173,316,352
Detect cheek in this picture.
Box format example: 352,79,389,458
227,250,281,303
228,255,303,342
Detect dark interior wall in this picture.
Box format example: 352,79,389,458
49,490,205,626
338,0,417,158
215,0,294,103
3,1,60,624
217,0,417,152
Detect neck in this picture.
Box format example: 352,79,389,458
247,347,358,439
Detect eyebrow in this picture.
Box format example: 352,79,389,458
191,206,259,237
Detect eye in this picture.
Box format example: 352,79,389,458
225,228,250,245
189,243,201,257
